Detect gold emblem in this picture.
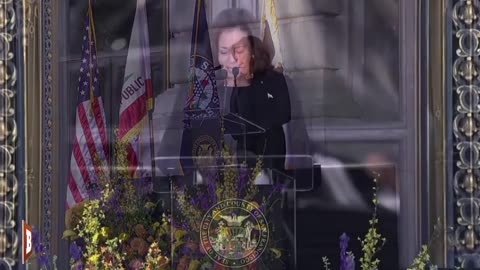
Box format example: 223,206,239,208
200,199,269,268
192,135,218,174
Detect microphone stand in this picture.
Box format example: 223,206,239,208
231,67,247,165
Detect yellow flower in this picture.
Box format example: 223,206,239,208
270,248,282,259
188,259,200,270
92,232,100,244
62,229,77,240
175,229,187,240
100,227,110,237
119,233,129,241
88,253,100,264
145,202,156,209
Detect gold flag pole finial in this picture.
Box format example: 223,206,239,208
88,0,96,116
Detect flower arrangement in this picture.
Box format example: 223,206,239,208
322,174,438,270
57,124,444,270
170,146,289,270
26,229,58,270
62,119,289,270
63,136,171,270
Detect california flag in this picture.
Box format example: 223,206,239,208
118,0,153,178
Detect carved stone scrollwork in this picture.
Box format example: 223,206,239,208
452,0,480,267
42,0,53,254
0,0,18,269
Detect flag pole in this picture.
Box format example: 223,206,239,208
140,0,155,182
148,109,156,182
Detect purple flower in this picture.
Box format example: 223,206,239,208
129,258,144,270
190,197,197,206
38,254,49,265
200,197,210,210
134,177,153,195
70,242,82,261
172,218,190,231
340,233,355,270
32,230,40,245
340,233,349,252
86,182,102,199
75,238,86,250
74,261,84,270
207,172,217,204
35,244,45,253
237,166,248,197
181,245,193,256
343,254,355,270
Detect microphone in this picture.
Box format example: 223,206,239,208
210,65,223,71
232,67,240,87
232,67,240,77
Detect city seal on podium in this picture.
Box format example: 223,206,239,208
200,199,269,268
192,134,218,170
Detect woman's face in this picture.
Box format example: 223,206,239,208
217,28,252,80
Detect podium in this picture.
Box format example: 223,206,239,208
152,155,317,269
164,159,297,270
150,109,265,177
151,109,318,269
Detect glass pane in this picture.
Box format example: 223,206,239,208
46,0,409,269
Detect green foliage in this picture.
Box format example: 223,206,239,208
358,178,386,270
407,245,431,270
322,256,332,270
321,172,439,270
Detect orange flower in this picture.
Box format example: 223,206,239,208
129,259,143,270
177,256,190,270
246,262,257,270
199,243,207,255
134,224,148,238
213,263,227,270
148,242,161,256
131,237,149,256
185,241,198,252
123,242,134,257
157,255,169,266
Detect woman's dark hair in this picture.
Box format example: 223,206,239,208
212,9,273,73
247,35,274,73
212,8,256,36
212,8,255,61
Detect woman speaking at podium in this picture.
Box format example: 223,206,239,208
213,9,291,171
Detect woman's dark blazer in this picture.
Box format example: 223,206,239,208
229,69,291,167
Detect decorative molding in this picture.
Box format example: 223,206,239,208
0,0,19,269
41,0,53,254
451,0,480,267
427,0,448,266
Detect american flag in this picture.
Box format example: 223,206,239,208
66,8,109,208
